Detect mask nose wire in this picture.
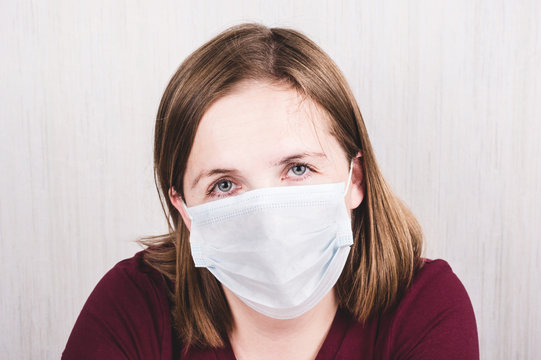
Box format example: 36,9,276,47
343,160,354,196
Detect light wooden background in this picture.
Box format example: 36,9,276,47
1,0,539,359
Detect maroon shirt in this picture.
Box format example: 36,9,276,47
63,250,479,359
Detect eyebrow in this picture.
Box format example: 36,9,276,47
270,151,327,167
190,151,327,189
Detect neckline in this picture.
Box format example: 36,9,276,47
314,307,353,359
215,307,353,360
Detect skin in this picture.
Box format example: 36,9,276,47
169,79,364,360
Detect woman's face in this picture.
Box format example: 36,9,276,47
170,80,364,228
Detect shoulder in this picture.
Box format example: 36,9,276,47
94,249,169,303
379,259,479,359
401,259,472,308
62,249,174,359
82,249,170,322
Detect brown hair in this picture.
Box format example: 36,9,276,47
140,23,423,349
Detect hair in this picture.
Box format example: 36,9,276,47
139,23,423,350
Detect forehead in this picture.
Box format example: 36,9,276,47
186,80,343,173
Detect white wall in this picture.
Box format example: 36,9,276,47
1,0,539,358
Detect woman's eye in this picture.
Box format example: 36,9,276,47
217,180,233,192
207,179,237,199
291,164,307,176
290,164,308,176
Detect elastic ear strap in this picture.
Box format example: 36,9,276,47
343,160,354,196
181,200,193,221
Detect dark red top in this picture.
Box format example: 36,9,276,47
63,250,479,359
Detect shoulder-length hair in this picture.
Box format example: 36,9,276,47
140,23,423,349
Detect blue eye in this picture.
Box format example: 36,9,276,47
217,180,233,192
291,164,307,176
207,178,239,199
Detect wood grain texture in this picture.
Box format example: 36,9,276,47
1,0,539,358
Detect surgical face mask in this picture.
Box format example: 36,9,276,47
183,161,354,319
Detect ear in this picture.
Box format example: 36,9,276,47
169,187,192,231
347,152,364,210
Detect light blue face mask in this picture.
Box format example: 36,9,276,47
184,161,354,319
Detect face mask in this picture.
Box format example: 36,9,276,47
183,161,354,319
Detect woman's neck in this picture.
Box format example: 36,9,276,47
223,286,338,360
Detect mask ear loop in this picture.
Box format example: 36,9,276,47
343,160,354,196
181,199,193,221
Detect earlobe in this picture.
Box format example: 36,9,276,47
169,187,192,231
348,153,365,210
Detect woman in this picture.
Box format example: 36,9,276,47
63,23,479,359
